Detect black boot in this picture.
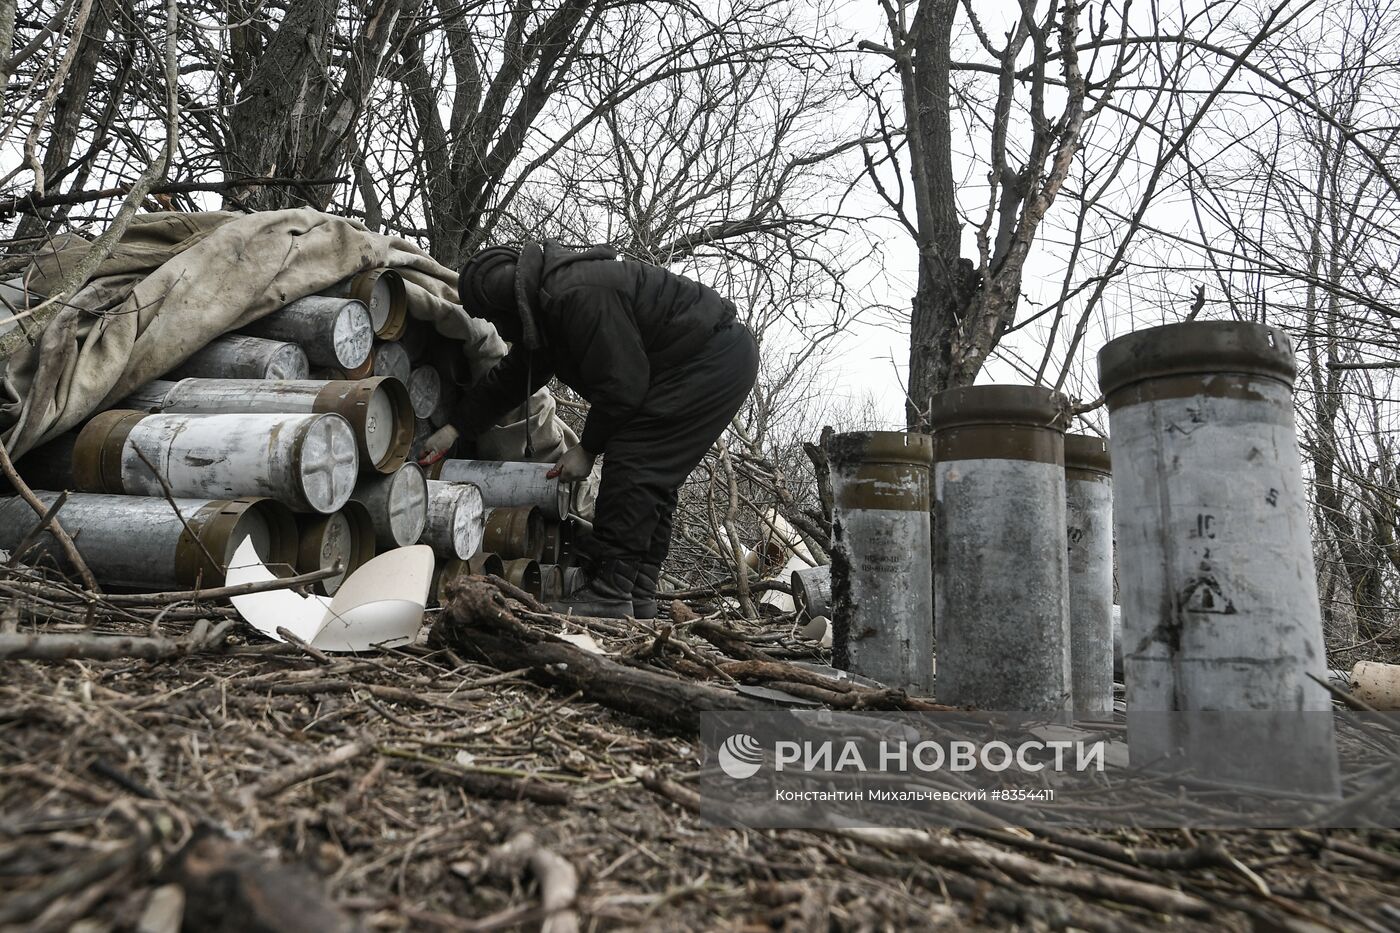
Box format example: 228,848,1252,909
548,559,636,618
632,563,661,620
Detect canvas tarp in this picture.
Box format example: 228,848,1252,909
0,208,574,463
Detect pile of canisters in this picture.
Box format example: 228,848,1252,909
0,269,585,604
829,320,1338,793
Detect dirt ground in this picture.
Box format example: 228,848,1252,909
2,578,1398,932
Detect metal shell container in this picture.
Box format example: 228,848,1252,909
294,501,376,595
371,340,412,385
407,366,441,420
560,566,585,596
437,459,572,521
324,269,408,340
350,462,428,549
828,431,934,694
1099,321,1337,794
117,380,177,412
537,564,566,600
930,385,1071,712
0,492,296,589
241,295,373,370
541,520,573,565
168,334,309,382
790,564,832,621
423,480,485,559
1064,434,1114,716
74,410,360,515
502,557,542,595
482,505,544,560
158,377,413,474
468,551,506,578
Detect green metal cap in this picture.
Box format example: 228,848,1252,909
927,384,1070,433
1098,321,1296,400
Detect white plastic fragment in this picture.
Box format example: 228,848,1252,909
226,538,434,652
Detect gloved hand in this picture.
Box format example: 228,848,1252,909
417,425,459,466
547,444,595,482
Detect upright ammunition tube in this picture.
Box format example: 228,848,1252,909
241,296,373,370
828,431,934,694
74,410,360,515
1099,321,1337,795
1064,434,1115,715
930,386,1072,712
294,501,375,595
159,377,413,473
482,506,544,559
167,334,309,381
423,480,485,559
322,269,407,340
372,340,412,385
0,492,296,589
407,366,440,420
438,459,572,521
351,462,428,549
790,564,832,621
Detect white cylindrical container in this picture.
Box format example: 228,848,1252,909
437,459,572,521
74,410,359,515
1065,433,1115,716
241,295,373,370
0,492,296,589
167,334,309,382
423,480,485,559
829,431,934,694
351,462,428,549
930,386,1072,713
1099,320,1337,796
159,377,413,473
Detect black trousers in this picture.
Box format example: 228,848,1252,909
588,322,759,568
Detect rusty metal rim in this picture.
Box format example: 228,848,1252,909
350,269,408,341
73,409,146,493
295,499,376,592
934,424,1064,466
927,385,1070,433
1063,433,1111,475
1097,320,1296,399
313,376,413,473
340,345,376,381
483,505,544,559
826,430,933,469
175,497,298,587
468,551,506,577
1104,371,1291,410
503,557,541,594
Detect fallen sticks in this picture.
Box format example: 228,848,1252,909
434,578,771,733
0,619,233,661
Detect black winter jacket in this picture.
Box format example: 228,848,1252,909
460,245,737,453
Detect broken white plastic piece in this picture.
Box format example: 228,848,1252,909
553,631,607,655
799,614,833,648
227,538,434,652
